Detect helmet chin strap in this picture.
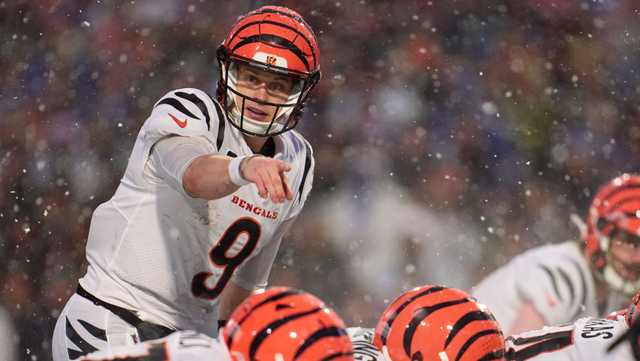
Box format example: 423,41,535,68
603,265,640,296
227,91,285,135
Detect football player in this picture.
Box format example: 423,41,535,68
473,174,640,335
608,294,640,361
505,291,640,360
52,6,321,361
79,287,354,361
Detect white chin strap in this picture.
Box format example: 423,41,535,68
227,95,286,135
603,266,640,295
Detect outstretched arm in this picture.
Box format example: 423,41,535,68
149,136,293,203
184,152,293,203
508,302,547,335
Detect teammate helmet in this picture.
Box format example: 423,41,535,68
374,285,505,361
216,6,321,137
222,287,353,361
584,174,640,295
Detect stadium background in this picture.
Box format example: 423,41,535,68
2,0,640,359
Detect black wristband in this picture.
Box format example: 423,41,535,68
218,319,227,330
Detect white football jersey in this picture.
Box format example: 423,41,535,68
79,88,314,336
506,316,632,360
472,242,629,333
80,330,230,361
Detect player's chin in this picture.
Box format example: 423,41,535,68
616,262,640,281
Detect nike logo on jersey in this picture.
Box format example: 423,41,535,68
169,113,188,128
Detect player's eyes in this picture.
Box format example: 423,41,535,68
246,75,261,85
267,81,287,94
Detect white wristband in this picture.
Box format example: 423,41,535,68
228,156,251,187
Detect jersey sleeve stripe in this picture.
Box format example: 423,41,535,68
539,265,563,302
556,267,576,307
155,97,200,120
511,330,573,361
175,91,211,130
297,140,312,202
210,98,226,150
77,320,107,341
565,257,588,320
66,318,98,356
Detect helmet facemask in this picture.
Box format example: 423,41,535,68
595,222,640,296
217,48,319,137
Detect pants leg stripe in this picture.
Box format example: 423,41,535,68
78,319,107,341
66,317,98,359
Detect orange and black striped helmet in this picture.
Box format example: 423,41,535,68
216,6,321,137
374,285,505,361
222,287,354,361
584,174,640,295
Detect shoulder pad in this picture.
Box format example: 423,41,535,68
144,88,227,150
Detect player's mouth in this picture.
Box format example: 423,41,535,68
613,259,640,281
246,105,269,121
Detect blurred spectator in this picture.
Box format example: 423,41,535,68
0,304,18,361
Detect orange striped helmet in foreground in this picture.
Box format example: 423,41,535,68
374,285,505,361
223,287,353,361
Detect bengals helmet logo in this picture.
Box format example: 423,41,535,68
266,55,277,66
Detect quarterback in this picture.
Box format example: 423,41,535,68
52,6,321,361
473,174,640,334
505,291,640,360
505,314,632,360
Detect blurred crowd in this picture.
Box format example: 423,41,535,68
2,0,640,359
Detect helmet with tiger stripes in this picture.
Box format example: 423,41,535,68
374,285,505,361
216,5,321,137
222,287,354,361
584,174,640,296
